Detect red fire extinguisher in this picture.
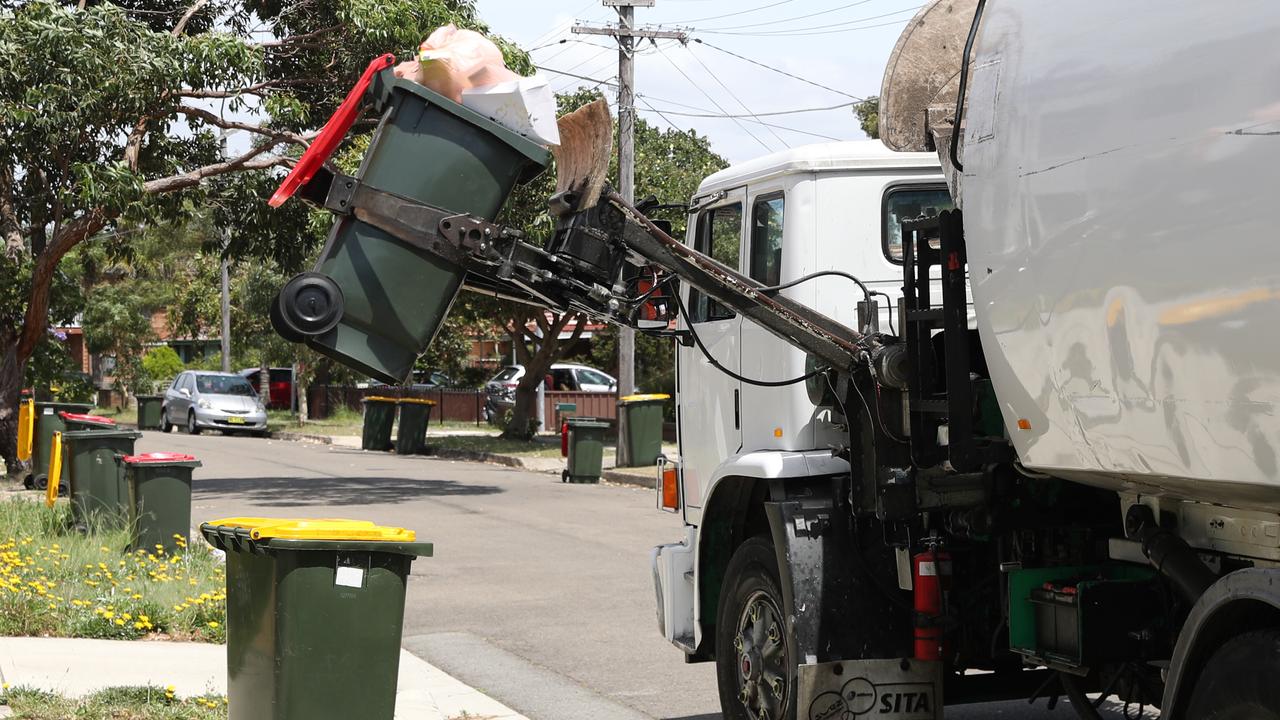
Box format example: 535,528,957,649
912,542,952,661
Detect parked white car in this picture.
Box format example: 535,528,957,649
483,362,618,422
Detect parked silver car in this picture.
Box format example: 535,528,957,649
162,371,268,436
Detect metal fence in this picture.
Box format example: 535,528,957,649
310,386,622,424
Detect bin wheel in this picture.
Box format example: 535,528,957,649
270,288,306,343
561,470,570,483
33,474,47,491
187,411,202,436
276,272,344,338
22,474,34,490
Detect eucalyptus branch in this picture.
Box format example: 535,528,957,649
177,77,321,99
0,165,23,260
255,24,341,48
176,105,311,147
142,145,290,195
170,0,210,37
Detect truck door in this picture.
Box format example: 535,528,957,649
677,192,745,511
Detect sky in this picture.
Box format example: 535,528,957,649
471,0,919,164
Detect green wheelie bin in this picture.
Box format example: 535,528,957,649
124,453,202,552
394,398,435,455
29,401,94,490
64,428,141,531
271,64,550,384
563,417,609,484
615,394,669,468
360,396,398,451
200,518,433,720
135,395,165,430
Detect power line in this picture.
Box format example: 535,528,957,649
697,7,920,36
638,95,855,117
652,43,773,152
666,0,796,25
693,39,864,100
700,0,876,31
536,65,619,87
635,106,843,142
682,44,789,148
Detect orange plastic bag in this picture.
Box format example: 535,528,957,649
393,24,519,103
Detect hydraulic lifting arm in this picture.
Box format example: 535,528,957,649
297,100,873,379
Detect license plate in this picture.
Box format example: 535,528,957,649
225,417,246,425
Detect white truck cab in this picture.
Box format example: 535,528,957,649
652,141,950,656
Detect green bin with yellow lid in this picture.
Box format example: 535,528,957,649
616,393,669,468
200,517,432,720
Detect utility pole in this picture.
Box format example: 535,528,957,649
220,239,231,374
574,2,685,395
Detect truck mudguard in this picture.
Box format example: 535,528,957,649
1161,568,1280,718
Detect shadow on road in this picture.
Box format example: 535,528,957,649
194,475,503,506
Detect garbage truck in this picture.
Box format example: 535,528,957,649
268,2,1280,716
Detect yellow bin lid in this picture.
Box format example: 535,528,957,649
397,397,437,405
619,393,671,403
206,517,417,542
361,396,399,403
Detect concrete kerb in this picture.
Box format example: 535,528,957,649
264,431,658,488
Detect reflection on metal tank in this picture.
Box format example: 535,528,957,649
962,1,1280,507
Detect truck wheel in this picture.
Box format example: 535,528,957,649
1185,629,1280,719
716,536,795,720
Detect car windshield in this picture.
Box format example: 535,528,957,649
493,367,520,382
196,375,257,396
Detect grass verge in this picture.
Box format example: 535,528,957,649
0,498,226,642
1,685,227,719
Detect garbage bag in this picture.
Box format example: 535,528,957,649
462,74,560,146
394,24,519,103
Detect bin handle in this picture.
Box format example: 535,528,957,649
268,54,396,208
45,431,62,509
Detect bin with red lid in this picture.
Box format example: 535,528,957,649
124,452,203,552
60,411,117,432
268,57,550,384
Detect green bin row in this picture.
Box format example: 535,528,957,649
360,396,435,454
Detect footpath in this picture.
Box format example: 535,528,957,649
270,428,663,488
0,636,525,719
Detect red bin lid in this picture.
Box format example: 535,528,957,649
123,452,198,464
59,412,116,424
268,54,396,208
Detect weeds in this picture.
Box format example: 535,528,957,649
0,498,226,642
0,685,227,719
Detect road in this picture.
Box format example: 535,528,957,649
142,431,1149,720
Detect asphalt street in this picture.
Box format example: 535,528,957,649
141,431,1152,720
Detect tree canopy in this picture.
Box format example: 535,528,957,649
0,0,518,468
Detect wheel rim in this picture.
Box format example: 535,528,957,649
734,589,789,719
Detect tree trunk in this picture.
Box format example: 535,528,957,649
0,334,27,479
500,311,586,441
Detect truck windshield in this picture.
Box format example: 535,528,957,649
883,186,955,263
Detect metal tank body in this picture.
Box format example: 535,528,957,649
961,1,1280,508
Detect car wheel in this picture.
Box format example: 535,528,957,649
161,407,173,433
716,536,796,720
1186,629,1280,719
187,411,201,435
